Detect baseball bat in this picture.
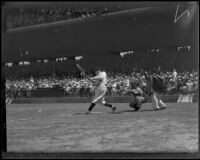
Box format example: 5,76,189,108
76,64,85,73
76,64,94,83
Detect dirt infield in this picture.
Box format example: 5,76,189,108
6,103,198,152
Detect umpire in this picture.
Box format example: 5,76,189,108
148,66,167,110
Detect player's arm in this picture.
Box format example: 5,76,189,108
90,76,102,81
76,64,94,83
80,72,95,83
137,87,144,95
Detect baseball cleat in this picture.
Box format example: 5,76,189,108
85,111,91,115
154,107,160,111
160,106,167,110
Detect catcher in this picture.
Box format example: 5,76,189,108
80,70,116,114
126,80,148,111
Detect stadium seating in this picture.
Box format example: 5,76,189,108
5,69,199,98
6,6,125,29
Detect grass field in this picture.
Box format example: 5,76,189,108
6,103,198,152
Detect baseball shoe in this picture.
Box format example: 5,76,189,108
160,106,167,110
85,111,91,115
154,106,166,111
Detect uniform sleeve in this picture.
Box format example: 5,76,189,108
90,75,102,81
137,87,143,95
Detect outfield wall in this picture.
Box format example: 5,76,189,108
12,94,199,104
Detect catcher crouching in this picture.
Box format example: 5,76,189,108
127,81,147,111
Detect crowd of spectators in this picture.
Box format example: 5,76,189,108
5,68,199,98
6,6,124,29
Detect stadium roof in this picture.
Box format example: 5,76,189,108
3,2,198,62
4,2,182,9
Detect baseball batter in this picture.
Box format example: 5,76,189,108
81,70,116,114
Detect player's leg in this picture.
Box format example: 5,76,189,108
86,102,96,114
158,99,167,108
188,93,194,103
151,92,160,110
97,86,116,112
135,95,147,111
100,97,116,112
177,93,183,103
156,93,167,109
85,87,99,114
129,96,141,111
86,86,106,114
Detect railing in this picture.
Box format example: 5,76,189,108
11,94,199,104
6,87,199,98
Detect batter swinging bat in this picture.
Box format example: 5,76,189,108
76,63,90,80
76,63,99,85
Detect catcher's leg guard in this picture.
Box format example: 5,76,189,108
135,103,141,111
129,97,141,111
129,96,136,108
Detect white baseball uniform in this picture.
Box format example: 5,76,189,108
90,71,107,104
